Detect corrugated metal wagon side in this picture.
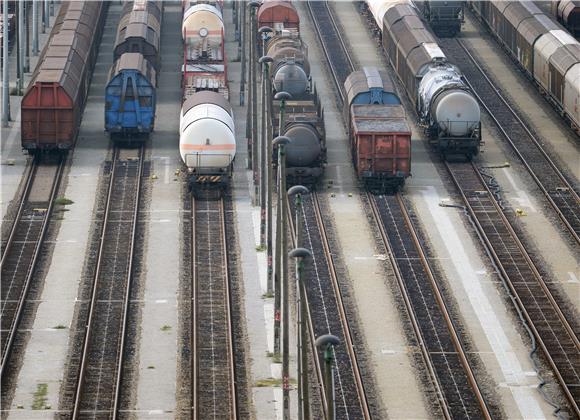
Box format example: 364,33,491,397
21,1,108,152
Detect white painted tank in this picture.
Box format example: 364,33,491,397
418,64,480,137
180,91,236,173
182,4,223,45
433,90,480,136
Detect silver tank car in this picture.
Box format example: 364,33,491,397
418,63,480,137
266,32,311,97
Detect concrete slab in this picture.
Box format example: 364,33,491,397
132,3,183,418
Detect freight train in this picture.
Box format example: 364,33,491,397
258,1,326,186
415,0,464,37
551,0,580,38
469,0,580,133
105,0,162,140
366,0,482,159
344,68,412,192
21,1,108,152
180,0,235,193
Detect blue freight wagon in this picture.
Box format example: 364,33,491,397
105,52,157,140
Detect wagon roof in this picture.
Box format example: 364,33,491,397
182,91,232,116
108,53,157,87
344,67,397,106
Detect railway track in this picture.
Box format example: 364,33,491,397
446,162,580,416
367,193,491,419
439,38,580,246
190,191,237,419
71,147,144,419
307,2,496,417
288,192,370,419
0,155,65,379
306,0,354,101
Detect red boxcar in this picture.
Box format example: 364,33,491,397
349,104,411,193
21,1,107,152
257,1,299,32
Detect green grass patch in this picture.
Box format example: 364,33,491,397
54,197,74,206
53,324,67,330
255,245,266,252
32,383,48,410
255,378,281,387
261,291,274,299
160,325,172,332
147,365,155,369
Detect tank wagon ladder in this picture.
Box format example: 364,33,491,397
190,192,238,419
0,155,65,380
446,161,580,417
367,192,492,419
287,192,371,419
440,38,580,246
71,146,145,419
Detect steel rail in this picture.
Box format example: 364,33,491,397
394,193,490,418
191,194,237,420
72,146,144,419
446,161,580,417
451,38,580,245
286,197,329,417
305,0,354,104
367,194,451,419
311,192,371,419
0,155,65,378
1,157,36,264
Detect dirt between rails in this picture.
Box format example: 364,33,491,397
176,185,251,419
56,150,151,418
432,158,578,414
0,155,73,418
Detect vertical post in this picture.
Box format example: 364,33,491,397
41,0,45,33
240,2,246,106
272,92,290,355
281,146,289,420
50,0,54,16
2,0,10,127
273,135,292,420
266,70,274,296
288,191,310,420
258,34,272,251
24,0,29,72
16,0,22,94
32,0,38,55
315,335,341,420
251,6,258,203
43,0,48,33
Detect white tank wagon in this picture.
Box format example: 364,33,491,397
418,63,481,137
182,3,224,62
180,91,236,190
366,0,482,158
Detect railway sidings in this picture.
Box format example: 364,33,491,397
1,156,65,383
190,192,238,419
446,162,580,416
440,38,580,246
288,192,371,419
61,147,146,418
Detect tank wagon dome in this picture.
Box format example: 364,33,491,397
273,63,309,97
179,91,235,170
257,1,299,32
420,66,480,137
284,124,321,167
182,3,224,41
